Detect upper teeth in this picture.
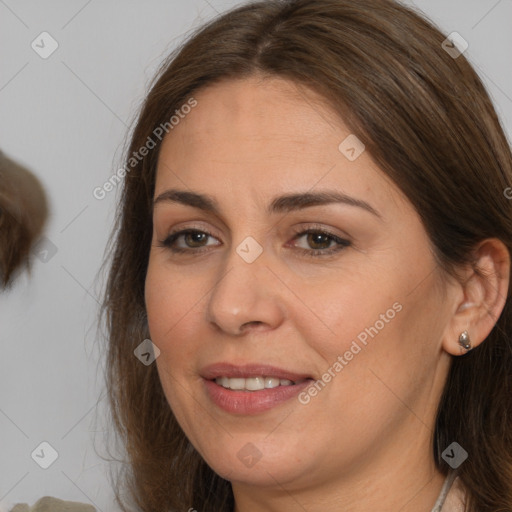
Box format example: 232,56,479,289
215,376,295,391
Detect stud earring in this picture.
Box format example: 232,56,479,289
458,330,472,351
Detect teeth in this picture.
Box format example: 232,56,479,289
214,376,296,391
246,377,265,391
264,376,280,389
228,377,245,390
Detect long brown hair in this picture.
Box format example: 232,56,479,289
102,1,512,510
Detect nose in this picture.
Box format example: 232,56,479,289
206,246,286,336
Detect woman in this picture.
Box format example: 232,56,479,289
103,0,512,510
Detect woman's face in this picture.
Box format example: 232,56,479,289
145,76,456,491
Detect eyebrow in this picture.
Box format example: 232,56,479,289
153,189,382,219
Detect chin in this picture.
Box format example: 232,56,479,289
195,436,316,488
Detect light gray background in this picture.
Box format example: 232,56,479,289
0,0,511,510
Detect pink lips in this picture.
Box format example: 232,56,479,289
201,363,311,382
201,363,313,415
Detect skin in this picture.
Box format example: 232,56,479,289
144,75,510,512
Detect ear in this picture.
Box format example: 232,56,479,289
442,238,510,356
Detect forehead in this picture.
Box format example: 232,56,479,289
181,75,338,133
158,75,345,163
155,76,405,216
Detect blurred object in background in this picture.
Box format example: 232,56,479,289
9,496,96,511
0,150,48,289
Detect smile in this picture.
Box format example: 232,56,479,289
214,376,306,391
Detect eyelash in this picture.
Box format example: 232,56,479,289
157,225,351,259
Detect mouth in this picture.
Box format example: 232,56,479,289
213,375,309,391
201,362,313,386
201,363,314,414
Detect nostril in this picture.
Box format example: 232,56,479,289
240,321,267,333
241,321,263,328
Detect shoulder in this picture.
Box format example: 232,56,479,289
9,497,96,512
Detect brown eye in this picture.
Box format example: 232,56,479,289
158,229,221,253
290,229,351,258
305,232,333,250
183,231,209,247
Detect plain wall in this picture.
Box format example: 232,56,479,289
1,0,511,510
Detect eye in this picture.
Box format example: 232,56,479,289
289,227,351,258
157,229,220,253
157,225,351,258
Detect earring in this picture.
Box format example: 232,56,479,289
458,330,472,351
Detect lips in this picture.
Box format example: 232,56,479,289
201,363,312,382
201,363,314,414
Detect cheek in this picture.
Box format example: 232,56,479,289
145,264,201,422
145,264,193,391
297,259,438,412
144,267,169,337
144,259,217,407
145,258,202,344
295,267,404,363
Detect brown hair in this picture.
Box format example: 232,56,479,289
0,151,48,288
102,0,512,510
